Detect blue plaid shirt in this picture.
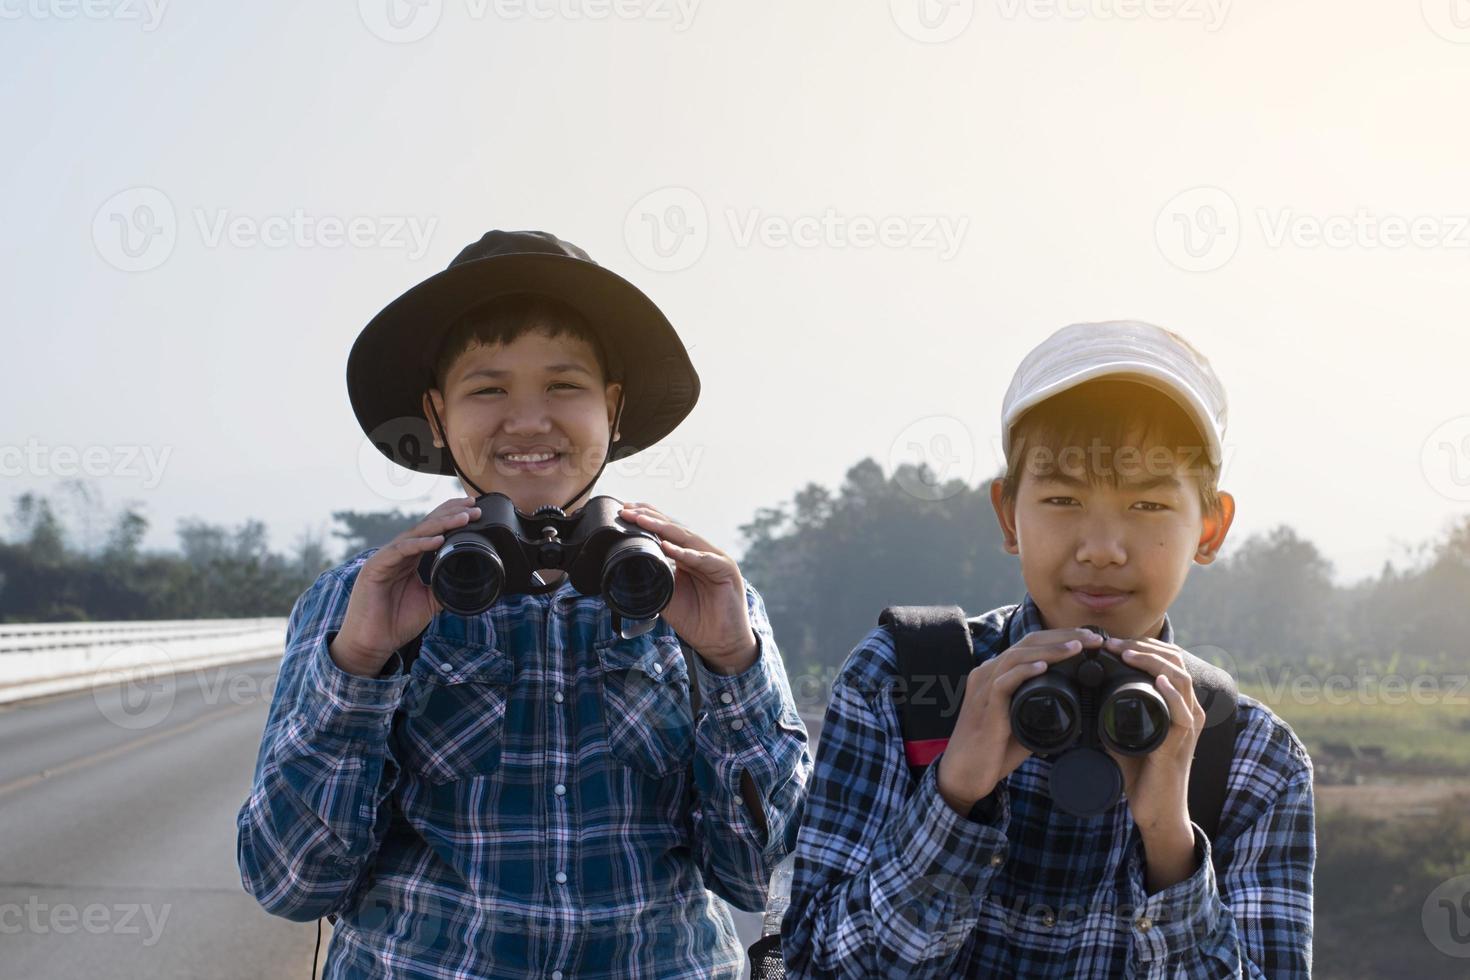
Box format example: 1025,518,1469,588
237,549,811,979
782,594,1315,978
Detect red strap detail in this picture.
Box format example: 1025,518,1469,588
903,738,949,768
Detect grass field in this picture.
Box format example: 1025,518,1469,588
1240,677,1470,778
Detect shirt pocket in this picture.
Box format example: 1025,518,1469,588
395,642,514,785
595,631,695,778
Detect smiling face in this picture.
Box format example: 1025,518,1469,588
989,379,1235,640
422,323,623,515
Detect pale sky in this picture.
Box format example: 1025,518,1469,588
4,0,1469,586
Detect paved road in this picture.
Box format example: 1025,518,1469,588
0,659,322,979
0,659,813,979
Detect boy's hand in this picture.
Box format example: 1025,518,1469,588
617,502,758,675
935,627,1106,816
1102,635,1205,854
330,496,482,678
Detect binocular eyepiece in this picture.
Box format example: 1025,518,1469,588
416,493,676,639
1008,625,1172,817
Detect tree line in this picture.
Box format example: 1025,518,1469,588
2,468,1466,678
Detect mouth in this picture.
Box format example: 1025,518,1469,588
1066,587,1133,610
495,449,567,474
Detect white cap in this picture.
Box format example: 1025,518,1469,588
1001,320,1228,467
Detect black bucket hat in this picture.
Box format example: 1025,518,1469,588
347,229,700,477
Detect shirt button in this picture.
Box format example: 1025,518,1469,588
554,783,566,797
439,663,453,672
1136,916,1153,932
989,853,1004,867
652,662,663,675
554,871,567,885
1041,912,1056,927
719,692,734,705
552,972,563,980
553,691,564,703
730,719,744,731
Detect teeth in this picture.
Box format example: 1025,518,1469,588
504,452,556,463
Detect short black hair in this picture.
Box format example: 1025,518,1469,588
429,292,617,393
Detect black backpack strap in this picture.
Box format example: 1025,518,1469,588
1180,651,1239,860
878,605,976,783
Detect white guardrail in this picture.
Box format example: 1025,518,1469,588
0,618,288,705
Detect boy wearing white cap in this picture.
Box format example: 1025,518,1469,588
782,322,1315,977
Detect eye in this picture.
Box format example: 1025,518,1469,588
549,382,583,391
1041,497,1078,506
1133,501,1169,512
470,387,504,396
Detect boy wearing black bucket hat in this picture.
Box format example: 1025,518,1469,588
781,322,1315,978
237,231,811,979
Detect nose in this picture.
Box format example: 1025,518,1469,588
1073,513,1128,568
500,391,553,435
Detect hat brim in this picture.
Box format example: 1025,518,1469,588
1003,362,1223,467
347,252,699,476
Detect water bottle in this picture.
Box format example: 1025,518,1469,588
761,854,796,936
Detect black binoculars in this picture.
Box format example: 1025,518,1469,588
1008,625,1171,816
416,493,675,638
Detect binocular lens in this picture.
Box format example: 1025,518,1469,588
1014,691,1078,751
431,538,505,615
1101,689,1170,754
602,539,674,621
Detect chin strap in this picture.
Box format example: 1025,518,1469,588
424,372,627,514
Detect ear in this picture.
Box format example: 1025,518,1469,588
421,389,447,448
990,477,1019,556
1195,490,1235,564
